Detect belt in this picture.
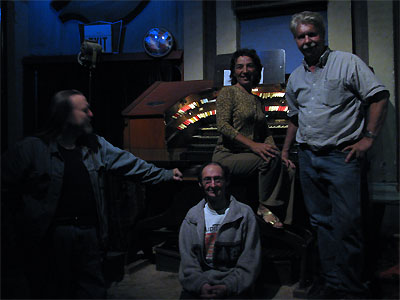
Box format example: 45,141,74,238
299,139,360,153
53,216,98,227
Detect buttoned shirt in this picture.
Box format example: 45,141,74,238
285,48,388,149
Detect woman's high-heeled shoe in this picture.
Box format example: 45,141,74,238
257,205,283,228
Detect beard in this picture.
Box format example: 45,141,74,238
301,43,325,64
82,121,93,134
65,120,93,137
204,188,229,212
206,194,221,207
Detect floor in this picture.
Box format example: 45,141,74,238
107,256,399,300
107,231,399,300
108,260,182,299
107,259,301,300
107,194,399,300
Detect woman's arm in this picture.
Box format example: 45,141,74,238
216,88,279,161
235,133,279,161
281,120,298,169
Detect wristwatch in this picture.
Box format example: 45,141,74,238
364,130,377,139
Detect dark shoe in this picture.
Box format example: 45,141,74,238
335,290,371,299
308,285,340,299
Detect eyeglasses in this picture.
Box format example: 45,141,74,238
202,176,224,184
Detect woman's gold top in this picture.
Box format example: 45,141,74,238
214,85,274,153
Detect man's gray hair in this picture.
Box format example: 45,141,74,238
290,11,325,39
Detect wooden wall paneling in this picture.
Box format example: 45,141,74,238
125,118,169,161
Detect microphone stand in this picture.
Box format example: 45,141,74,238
77,40,102,104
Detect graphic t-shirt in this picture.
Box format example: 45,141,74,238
204,203,229,265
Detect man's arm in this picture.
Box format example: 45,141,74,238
178,218,208,295
98,136,182,183
343,92,388,162
1,137,43,211
281,119,298,169
2,137,36,185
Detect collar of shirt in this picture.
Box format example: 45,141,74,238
302,47,332,71
50,139,90,159
50,140,62,157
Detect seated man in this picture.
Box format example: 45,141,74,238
179,162,261,299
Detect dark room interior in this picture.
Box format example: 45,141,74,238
1,1,399,299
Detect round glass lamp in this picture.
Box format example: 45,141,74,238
143,27,174,58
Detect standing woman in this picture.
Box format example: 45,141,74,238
212,49,295,228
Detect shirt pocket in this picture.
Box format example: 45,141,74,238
321,79,348,107
213,241,243,268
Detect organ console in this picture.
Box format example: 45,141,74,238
122,80,291,164
252,84,290,148
121,80,214,162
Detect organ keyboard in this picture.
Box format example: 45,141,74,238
122,81,290,163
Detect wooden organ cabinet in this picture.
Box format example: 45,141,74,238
122,80,215,163
122,81,291,166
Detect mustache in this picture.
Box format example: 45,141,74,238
206,187,220,192
302,41,317,50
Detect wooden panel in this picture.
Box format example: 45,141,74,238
129,148,169,161
124,118,169,161
128,118,166,148
22,50,183,65
122,80,214,117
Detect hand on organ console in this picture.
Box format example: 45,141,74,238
172,168,183,181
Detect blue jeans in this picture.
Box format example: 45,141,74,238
298,148,368,295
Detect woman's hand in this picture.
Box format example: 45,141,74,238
234,134,279,161
250,142,280,161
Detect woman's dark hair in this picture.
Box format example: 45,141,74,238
36,90,83,142
229,48,262,86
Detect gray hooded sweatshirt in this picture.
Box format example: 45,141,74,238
178,196,261,297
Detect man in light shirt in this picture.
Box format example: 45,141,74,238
281,11,389,299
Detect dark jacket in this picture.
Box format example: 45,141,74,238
2,135,173,247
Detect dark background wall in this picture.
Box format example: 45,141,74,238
22,0,183,56
2,0,184,151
